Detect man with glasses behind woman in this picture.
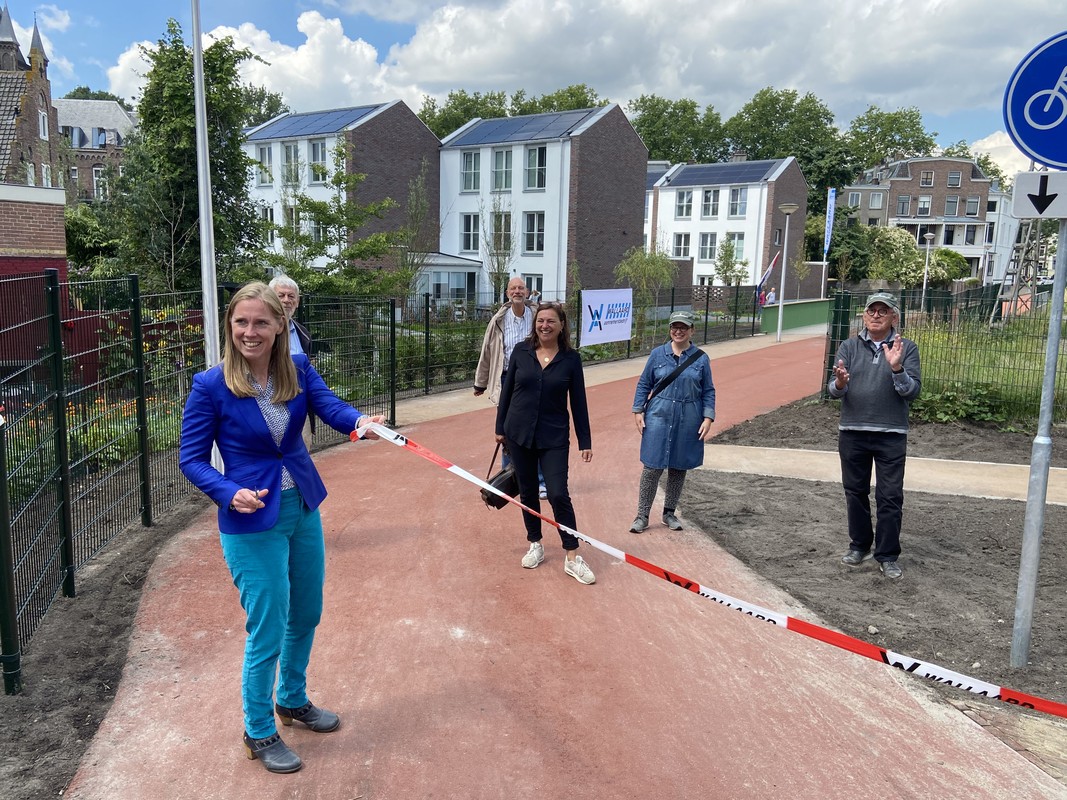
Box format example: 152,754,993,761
829,291,921,580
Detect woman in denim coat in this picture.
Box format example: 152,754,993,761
629,311,715,533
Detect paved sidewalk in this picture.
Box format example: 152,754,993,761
62,333,1067,799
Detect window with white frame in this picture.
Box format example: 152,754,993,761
965,196,980,216
257,145,273,185
492,211,512,253
283,205,300,232
260,206,275,245
93,165,107,199
917,196,931,217
920,170,934,187
41,164,51,187
523,274,543,294
965,224,977,245
728,187,747,217
461,213,480,252
309,218,324,244
675,190,692,219
897,195,911,216
848,191,861,207
698,232,717,261
644,193,650,221
701,188,719,218
774,228,782,245
70,166,78,187
309,139,328,184
282,142,300,185
38,94,48,139
727,232,745,260
26,163,35,186
986,222,995,244
461,151,480,191
525,145,547,189
524,211,545,253
673,233,691,258
943,227,955,245
492,149,512,191
944,195,959,216
948,171,962,187
869,192,884,210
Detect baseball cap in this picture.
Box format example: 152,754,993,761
864,291,899,312
668,310,696,327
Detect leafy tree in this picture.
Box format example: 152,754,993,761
940,140,1010,190
267,142,397,291
796,137,859,214
418,90,509,139
109,19,262,292
510,84,607,115
627,94,727,163
868,226,924,286
712,239,748,286
615,244,677,348
846,106,937,168
724,88,837,163
241,84,290,127
827,220,876,284
481,193,517,299
65,203,119,272
63,85,132,111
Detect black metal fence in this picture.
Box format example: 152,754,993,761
0,273,761,691
825,285,1067,423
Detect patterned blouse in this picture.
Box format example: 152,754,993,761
251,373,296,491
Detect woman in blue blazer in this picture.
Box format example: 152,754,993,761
495,301,595,584
180,282,381,774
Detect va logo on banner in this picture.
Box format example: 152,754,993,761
580,288,634,346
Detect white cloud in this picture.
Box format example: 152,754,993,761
95,0,1065,151
107,42,154,104
972,131,1038,181
36,5,71,33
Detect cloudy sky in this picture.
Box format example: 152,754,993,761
8,0,1065,175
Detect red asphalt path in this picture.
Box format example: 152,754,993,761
63,337,1066,799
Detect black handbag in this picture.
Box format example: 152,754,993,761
480,442,518,509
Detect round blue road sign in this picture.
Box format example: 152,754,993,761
1004,31,1067,170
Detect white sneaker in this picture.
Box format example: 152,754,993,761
564,555,595,585
538,484,548,499
521,541,544,569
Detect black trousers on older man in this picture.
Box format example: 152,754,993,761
838,430,908,563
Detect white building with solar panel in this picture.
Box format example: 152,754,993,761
244,100,441,272
439,105,646,302
645,157,808,292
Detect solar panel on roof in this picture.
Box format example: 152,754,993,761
247,105,381,141
446,108,599,147
667,160,781,187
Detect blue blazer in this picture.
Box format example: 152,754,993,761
179,355,362,534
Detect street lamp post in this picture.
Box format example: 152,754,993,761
919,232,935,311
776,203,800,342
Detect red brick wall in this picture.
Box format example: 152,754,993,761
0,196,66,258
4,49,62,187
567,106,648,292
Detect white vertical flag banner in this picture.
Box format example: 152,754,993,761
581,289,633,346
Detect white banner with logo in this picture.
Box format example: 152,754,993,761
580,288,633,346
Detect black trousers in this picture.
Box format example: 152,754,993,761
505,440,579,551
838,430,907,562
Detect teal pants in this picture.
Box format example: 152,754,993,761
220,489,326,738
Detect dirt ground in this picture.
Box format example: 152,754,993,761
4,397,1067,797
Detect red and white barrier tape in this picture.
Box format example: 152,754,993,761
352,422,1067,720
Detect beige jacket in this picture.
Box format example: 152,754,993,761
474,303,529,406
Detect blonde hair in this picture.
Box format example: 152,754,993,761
221,282,300,402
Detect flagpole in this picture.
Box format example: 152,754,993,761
191,0,223,471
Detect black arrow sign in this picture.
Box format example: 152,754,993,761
1028,174,1059,215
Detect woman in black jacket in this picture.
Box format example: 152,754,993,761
495,302,594,584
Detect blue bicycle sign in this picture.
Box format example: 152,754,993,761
1005,31,1067,169
1024,66,1067,130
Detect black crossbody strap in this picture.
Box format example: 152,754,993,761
644,349,706,408
486,442,504,479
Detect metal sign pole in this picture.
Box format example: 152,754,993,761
1011,217,1067,666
